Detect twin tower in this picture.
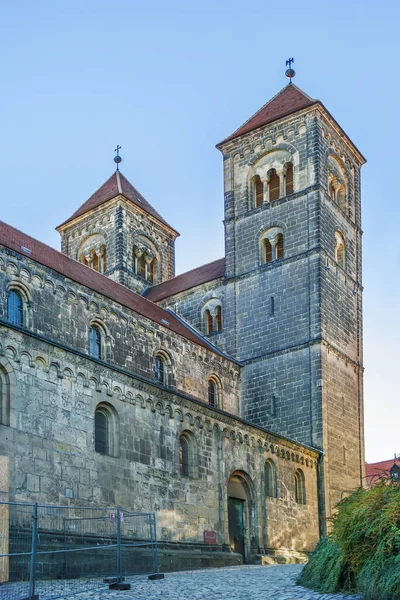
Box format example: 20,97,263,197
57,82,365,524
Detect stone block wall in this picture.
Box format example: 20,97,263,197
0,325,320,558
0,247,240,415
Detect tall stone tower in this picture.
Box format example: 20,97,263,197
57,170,179,294
216,83,365,526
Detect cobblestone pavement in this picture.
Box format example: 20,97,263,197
5,564,360,600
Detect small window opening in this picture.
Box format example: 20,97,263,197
276,233,284,259
208,380,216,407
215,306,222,332
205,309,213,334
89,325,102,359
268,170,280,202
179,436,189,477
264,239,273,263
285,163,294,195
265,460,277,498
270,296,275,316
95,411,108,454
295,469,306,504
155,355,165,385
254,175,264,207
7,290,24,327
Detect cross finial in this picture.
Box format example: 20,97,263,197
285,58,296,83
114,145,122,171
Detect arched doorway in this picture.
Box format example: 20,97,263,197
227,471,256,561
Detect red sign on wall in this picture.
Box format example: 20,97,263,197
203,530,217,544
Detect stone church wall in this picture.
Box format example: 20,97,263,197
0,246,240,415
0,326,320,556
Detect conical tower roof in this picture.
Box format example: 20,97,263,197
57,170,178,234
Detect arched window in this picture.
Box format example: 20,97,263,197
215,306,222,332
253,175,264,207
100,245,107,273
179,435,189,477
94,403,119,457
89,325,102,359
335,231,345,268
7,291,24,327
205,309,213,334
276,233,284,259
265,460,277,498
155,354,170,386
264,239,273,263
295,469,306,504
285,163,294,195
95,410,108,454
208,379,216,407
0,366,10,426
268,170,280,202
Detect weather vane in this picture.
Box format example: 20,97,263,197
114,145,122,171
285,58,295,83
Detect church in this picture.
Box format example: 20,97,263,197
0,77,365,566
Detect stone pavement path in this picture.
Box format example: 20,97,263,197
56,565,360,600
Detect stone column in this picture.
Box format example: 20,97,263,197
0,456,9,583
263,178,270,203
277,167,286,198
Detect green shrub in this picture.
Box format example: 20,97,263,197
297,481,400,599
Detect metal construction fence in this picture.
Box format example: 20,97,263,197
0,501,160,600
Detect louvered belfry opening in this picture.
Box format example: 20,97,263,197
276,234,284,259
264,239,273,263
268,170,280,201
285,163,294,195
254,175,264,207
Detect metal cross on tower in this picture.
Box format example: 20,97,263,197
285,58,295,83
114,145,122,170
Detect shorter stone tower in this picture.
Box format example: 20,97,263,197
57,170,179,294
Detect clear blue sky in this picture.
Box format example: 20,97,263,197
1,1,398,463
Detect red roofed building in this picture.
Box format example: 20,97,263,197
0,75,367,573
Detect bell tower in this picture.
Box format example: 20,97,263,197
217,75,365,527
56,153,179,294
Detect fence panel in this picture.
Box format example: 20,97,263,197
0,501,35,600
121,511,158,577
0,502,159,600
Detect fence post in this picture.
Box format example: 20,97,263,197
28,502,38,600
116,506,122,584
108,507,130,590
147,512,164,580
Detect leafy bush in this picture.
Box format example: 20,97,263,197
297,481,400,599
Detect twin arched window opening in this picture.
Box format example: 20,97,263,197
80,245,107,273
295,469,306,504
204,304,222,335
261,229,284,264
253,162,294,208
7,290,24,327
133,246,157,284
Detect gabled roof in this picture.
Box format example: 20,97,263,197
217,84,316,147
365,459,397,487
144,258,225,302
0,221,237,361
57,171,179,235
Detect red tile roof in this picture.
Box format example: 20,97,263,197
217,84,316,146
365,459,397,487
144,258,225,302
57,171,179,235
0,221,233,359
